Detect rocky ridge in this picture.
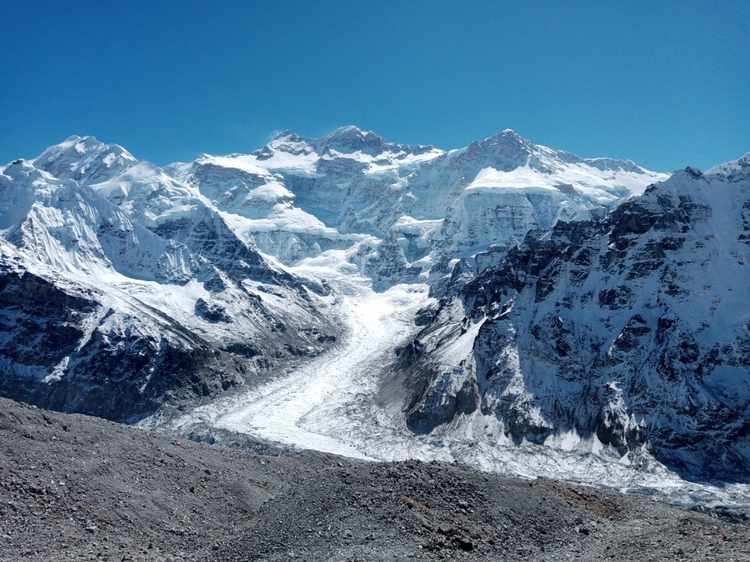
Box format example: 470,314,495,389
393,158,750,480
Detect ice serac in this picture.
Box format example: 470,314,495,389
393,159,750,480
0,139,338,421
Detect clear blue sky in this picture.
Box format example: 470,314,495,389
1,0,748,172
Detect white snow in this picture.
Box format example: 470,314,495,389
161,247,750,507
43,356,70,383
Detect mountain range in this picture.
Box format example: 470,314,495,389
1,126,748,491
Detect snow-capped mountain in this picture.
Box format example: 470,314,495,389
0,137,338,421
392,157,750,480
166,127,665,290
0,128,667,425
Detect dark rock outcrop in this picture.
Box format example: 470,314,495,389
394,167,750,480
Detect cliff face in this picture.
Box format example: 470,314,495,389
396,163,750,480
0,249,241,422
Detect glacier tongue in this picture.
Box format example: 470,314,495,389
157,247,750,508
160,248,434,460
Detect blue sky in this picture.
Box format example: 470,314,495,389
1,0,748,172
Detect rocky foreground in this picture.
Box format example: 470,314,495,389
1,397,749,562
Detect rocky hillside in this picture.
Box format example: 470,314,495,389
394,158,750,480
2,396,748,562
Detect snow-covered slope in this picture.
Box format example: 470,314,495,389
0,139,338,421
392,157,750,481
0,237,244,422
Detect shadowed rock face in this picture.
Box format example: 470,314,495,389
151,206,302,289
395,166,750,481
0,266,245,422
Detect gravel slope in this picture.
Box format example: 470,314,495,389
1,397,749,562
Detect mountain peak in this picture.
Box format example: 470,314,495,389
706,152,750,180
38,135,135,161
322,125,381,143
32,136,137,184
317,126,388,156
481,129,533,148
254,130,313,160
458,129,540,170
271,130,303,142
2,158,37,180
334,125,361,132
499,128,523,139
55,134,103,151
